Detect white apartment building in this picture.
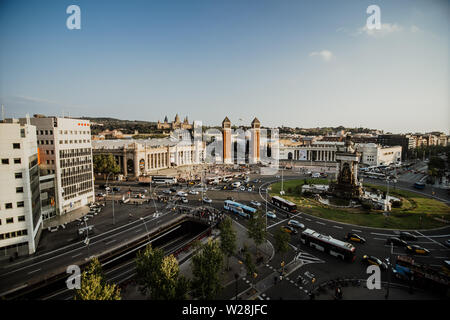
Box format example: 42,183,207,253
26,116,95,217
356,143,402,166
0,121,43,258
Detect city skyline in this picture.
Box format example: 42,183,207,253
0,0,448,134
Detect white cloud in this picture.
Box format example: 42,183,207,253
309,50,334,62
357,23,403,37
410,25,421,33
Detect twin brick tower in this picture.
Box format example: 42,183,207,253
221,117,261,164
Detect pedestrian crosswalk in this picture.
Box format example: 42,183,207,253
294,251,324,264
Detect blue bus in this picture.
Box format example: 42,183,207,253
414,182,425,189
223,200,256,218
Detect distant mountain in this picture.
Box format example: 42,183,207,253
80,117,157,134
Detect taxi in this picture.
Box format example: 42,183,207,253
362,255,387,271
345,233,366,244
406,245,430,255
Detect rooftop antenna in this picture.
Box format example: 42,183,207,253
1,104,4,121
25,113,30,125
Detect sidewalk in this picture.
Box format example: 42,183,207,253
43,205,90,229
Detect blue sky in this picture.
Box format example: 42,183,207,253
0,0,448,133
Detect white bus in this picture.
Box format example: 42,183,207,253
300,228,356,262
152,176,177,184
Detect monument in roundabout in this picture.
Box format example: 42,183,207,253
301,134,394,211
328,134,364,200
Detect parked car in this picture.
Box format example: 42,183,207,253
345,233,366,244
181,197,188,204
287,219,305,229
163,189,172,194
169,187,177,193
266,211,277,219
97,192,106,197
362,255,388,271
281,225,298,235
112,187,120,192
386,237,407,247
240,186,246,191
406,245,430,255
399,232,417,241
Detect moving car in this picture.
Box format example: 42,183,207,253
406,245,430,255
266,211,276,219
362,255,388,271
181,197,188,204
112,187,120,192
169,187,177,193
189,190,199,195
177,191,188,197
239,186,246,191
250,201,261,207
386,237,407,247
445,239,450,248
247,187,253,192
163,189,172,194
399,232,417,241
227,196,235,201
202,197,212,203
281,225,298,235
287,219,305,229
97,192,106,197
345,233,366,244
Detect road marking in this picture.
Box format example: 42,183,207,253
71,253,82,258
316,221,325,225
305,218,312,221
370,232,394,237
105,239,116,245
373,238,386,241
415,231,447,248
352,229,362,233
333,225,343,229
27,268,41,275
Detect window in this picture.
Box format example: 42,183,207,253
14,158,21,164
50,140,53,145
17,202,24,208
20,128,25,138
2,159,9,165
46,150,49,155
22,229,27,235
6,218,13,224
5,203,12,209
15,172,22,179
45,130,48,135
16,187,24,193
18,216,25,221
40,130,44,135
49,130,53,135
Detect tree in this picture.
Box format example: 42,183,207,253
247,210,267,256
274,228,291,262
219,216,237,271
93,154,121,175
135,244,189,300
191,238,224,300
242,244,256,276
74,257,121,300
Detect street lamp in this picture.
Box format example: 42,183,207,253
84,219,90,259
106,172,116,225
140,217,150,241
385,242,393,299
234,273,239,300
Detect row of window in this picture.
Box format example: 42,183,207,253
38,140,54,145
59,130,90,135
0,229,28,241
60,158,92,169
62,173,93,188
37,130,53,136
1,158,21,165
1,201,25,210
60,148,92,158
45,150,55,155
59,139,91,145
0,216,25,225
63,186,93,201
